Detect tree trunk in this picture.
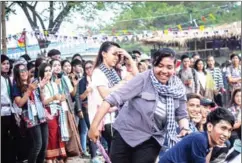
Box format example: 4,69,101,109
1,1,7,54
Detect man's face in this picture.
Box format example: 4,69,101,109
73,64,83,74
187,98,201,123
207,120,233,147
182,58,190,68
51,54,61,61
134,53,141,62
1,60,10,73
193,55,200,61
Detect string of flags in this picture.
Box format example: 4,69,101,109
6,11,239,48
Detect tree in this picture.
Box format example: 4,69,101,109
6,1,127,49
103,2,241,33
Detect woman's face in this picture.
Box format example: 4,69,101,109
197,61,204,71
52,60,61,74
1,60,10,73
85,63,93,77
28,67,35,78
19,65,28,81
102,46,120,68
44,66,52,80
154,57,175,84
234,91,241,106
63,62,72,74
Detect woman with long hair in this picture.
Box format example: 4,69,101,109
13,63,49,163
51,59,82,158
39,63,67,163
78,60,94,157
88,41,137,162
89,48,190,162
228,89,241,146
194,59,216,100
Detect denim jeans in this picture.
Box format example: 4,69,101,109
28,122,48,163
79,117,88,152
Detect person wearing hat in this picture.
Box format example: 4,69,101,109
47,49,61,61
1,54,17,163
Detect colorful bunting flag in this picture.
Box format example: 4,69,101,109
209,13,216,20
164,30,169,35
199,25,205,31
17,31,26,48
201,16,206,22
177,24,182,31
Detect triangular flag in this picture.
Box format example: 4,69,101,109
44,30,48,36
177,24,182,31
164,30,169,35
209,13,215,20
122,30,128,34
199,25,205,31
201,16,206,22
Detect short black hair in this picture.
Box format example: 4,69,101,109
61,60,71,68
20,54,31,62
152,48,176,66
187,93,201,101
47,49,61,57
181,54,189,61
192,52,200,58
205,107,235,130
71,59,83,67
27,61,35,70
132,50,141,56
72,53,84,62
230,53,241,60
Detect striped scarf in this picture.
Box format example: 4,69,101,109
150,70,186,148
99,63,121,87
27,89,46,125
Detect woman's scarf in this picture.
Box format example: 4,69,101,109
99,63,121,87
25,89,46,127
150,69,186,148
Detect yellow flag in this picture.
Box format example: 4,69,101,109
122,30,128,34
177,24,182,31
199,25,205,31
44,30,48,36
164,30,169,35
209,13,216,20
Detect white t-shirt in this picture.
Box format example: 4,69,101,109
197,71,206,89
1,76,12,116
89,68,116,125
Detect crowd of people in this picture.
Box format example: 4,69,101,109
1,41,241,163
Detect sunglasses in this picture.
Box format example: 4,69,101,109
19,68,27,73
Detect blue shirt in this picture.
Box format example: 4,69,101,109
159,132,210,163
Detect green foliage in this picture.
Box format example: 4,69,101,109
102,2,241,33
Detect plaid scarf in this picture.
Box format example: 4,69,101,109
99,63,121,87
150,70,186,148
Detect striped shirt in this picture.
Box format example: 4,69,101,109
207,67,224,90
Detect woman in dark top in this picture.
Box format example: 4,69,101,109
13,63,49,163
78,60,94,157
